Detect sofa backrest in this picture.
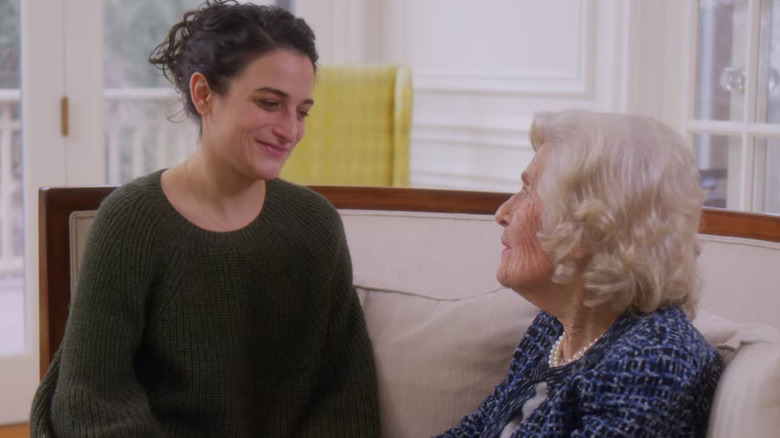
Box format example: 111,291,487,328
698,234,780,329
345,209,780,330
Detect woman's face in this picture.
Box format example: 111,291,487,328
495,144,554,292
201,49,315,180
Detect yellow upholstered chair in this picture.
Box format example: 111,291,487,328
281,65,412,186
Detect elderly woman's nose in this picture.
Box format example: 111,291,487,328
495,196,514,227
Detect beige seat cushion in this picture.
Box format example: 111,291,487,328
357,286,538,438
706,342,780,438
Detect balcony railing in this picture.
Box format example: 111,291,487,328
0,88,198,278
104,88,198,184
0,89,22,277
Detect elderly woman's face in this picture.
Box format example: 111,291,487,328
495,145,554,292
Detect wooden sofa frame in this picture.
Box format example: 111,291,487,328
37,185,780,378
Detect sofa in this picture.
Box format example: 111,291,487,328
39,185,780,437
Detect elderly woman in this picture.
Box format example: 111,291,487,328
436,109,723,437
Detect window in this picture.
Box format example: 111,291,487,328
693,0,780,213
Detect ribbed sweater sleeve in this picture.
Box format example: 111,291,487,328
266,181,379,437
48,182,165,437
293,226,380,437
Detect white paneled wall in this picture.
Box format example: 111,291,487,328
399,1,594,95
295,0,683,192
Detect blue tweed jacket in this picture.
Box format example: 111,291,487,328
435,307,722,438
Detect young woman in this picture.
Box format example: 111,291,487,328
30,2,379,436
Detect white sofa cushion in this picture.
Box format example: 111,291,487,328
695,235,780,438
357,286,538,438
694,310,780,438
706,341,780,438
694,310,780,364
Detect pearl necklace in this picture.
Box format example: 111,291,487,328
548,332,602,368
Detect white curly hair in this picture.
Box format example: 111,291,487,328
529,109,705,318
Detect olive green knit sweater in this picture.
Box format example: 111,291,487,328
30,172,379,437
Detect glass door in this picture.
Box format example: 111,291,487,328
692,0,780,213
0,0,35,424
0,0,23,357
752,0,780,213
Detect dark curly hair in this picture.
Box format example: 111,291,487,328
148,0,318,122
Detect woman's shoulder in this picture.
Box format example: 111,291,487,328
91,171,167,231
270,178,335,205
100,171,163,211
632,307,714,351
601,307,722,375
268,178,342,222
573,307,722,437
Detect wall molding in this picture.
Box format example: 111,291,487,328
414,115,533,134
406,0,596,97
412,133,530,151
412,115,533,151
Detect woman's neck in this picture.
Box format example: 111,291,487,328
555,302,620,362
162,147,267,232
542,282,621,363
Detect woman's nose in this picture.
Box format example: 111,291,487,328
495,195,515,227
273,110,299,143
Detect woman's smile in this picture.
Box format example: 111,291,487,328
259,140,288,157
